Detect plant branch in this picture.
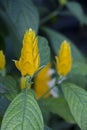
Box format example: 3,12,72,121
40,5,71,25
39,76,66,100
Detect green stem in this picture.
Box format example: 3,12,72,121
39,76,66,100
39,85,56,100
40,6,63,25
40,8,71,25
25,75,31,89
40,9,59,24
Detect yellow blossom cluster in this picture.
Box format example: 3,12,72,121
14,28,72,98
14,28,40,76
0,27,72,100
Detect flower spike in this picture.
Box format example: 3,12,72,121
14,28,40,76
56,40,72,76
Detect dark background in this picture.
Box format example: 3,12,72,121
34,0,87,57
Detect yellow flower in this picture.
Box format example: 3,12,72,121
14,28,40,76
56,40,72,76
20,63,56,98
0,50,5,70
34,63,51,99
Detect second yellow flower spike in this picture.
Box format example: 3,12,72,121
34,63,51,99
56,41,72,76
0,50,5,70
14,28,40,76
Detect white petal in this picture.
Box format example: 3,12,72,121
47,69,55,76
47,78,56,87
50,87,59,97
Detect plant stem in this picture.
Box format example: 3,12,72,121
39,76,66,99
40,9,60,25
40,6,72,25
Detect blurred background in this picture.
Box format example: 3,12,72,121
34,0,87,56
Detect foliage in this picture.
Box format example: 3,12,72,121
0,0,87,130
1,90,44,130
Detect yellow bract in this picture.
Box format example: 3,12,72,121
34,63,51,99
56,40,72,76
0,50,5,70
14,28,40,76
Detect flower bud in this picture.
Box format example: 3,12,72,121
56,41,72,76
14,28,40,76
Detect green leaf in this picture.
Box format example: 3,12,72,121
0,96,10,116
0,116,2,126
44,125,52,130
38,36,50,66
62,83,87,130
0,76,18,101
71,62,87,76
1,0,39,57
1,90,44,130
67,62,87,88
39,97,74,123
0,83,6,94
83,16,87,25
66,2,85,24
68,74,87,89
42,27,85,62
